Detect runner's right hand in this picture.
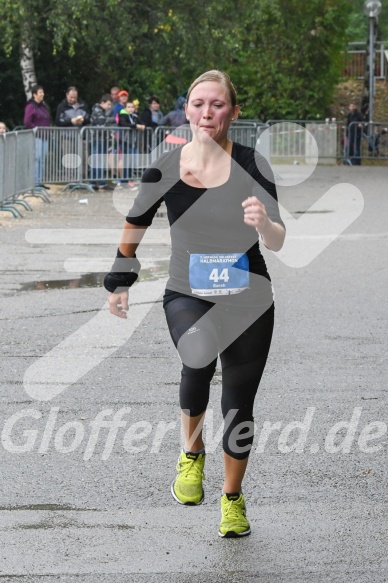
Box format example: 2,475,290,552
108,291,129,319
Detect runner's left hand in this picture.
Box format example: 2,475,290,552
242,196,269,233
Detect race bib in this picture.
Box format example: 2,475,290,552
189,253,250,296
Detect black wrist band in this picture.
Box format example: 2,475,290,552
111,248,140,274
104,248,141,293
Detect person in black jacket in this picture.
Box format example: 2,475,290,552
346,102,364,165
89,94,114,189
55,86,90,127
140,95,163,129
55,86,90,179
117,102,145,184
140,95,163,153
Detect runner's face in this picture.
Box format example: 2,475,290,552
185,81,237,143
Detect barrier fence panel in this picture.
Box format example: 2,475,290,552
153,121,267,161
228,121,264,149
3,132,17,200
305,122,340,164
265,120,349,164
15,130,35,196
152,125,192,162
265,121,308,162
0,135,4,205
345,121,388,164
1,122,387,215
0,133,24,216
35,127,82,185
81,126,154,185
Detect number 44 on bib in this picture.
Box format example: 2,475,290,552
189,253,250,296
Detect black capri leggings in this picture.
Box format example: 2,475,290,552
164,295,274,460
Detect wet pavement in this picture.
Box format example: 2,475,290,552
0,167,388,581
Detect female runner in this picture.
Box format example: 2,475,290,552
105,70,285,537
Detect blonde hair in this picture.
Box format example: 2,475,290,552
186,70,238,107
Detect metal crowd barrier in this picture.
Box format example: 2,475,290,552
0,130,48,218
264,119,388,165
344,121,388,165
80,122,269,186
152,125,192,162
80,126,154,187
35,127,83,186
15,130,35,197
2,120,388,217
265,119,348,164
0,134,6,212
152,122,267,162
229,121,267,149
82,122,267,181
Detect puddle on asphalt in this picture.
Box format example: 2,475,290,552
0,504,95,511
20,272,105,291
19,261,169,291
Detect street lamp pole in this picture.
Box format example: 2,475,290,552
364,0,382,138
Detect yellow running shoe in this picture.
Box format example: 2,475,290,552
219,493,251,537
171,451,205,505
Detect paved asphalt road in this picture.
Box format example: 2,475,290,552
0,165,387,582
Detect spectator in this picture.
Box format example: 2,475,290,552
119,102,145,134
159,96,188,128
140,95,163,153
140,95,163,129
106,86,120,120
132,99,140,114
346,102,364,166
113,90,129,119
55,86,90,127
109,90,129,186
90,94,114,190
0,122,8,133
110,86,120,105
117,101,145,186
55,86,90,178
90,94,114,126
24,85,51,188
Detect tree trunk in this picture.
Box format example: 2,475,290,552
20,34,37,100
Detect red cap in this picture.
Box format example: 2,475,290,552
118,90,129,97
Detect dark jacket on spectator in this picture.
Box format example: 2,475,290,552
347,108,364,141
118,109,138,129
140,107,163,129
55,98,90,127
158,97,187,127
90,103,115,126
118,109,140,146
24,99,51,129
